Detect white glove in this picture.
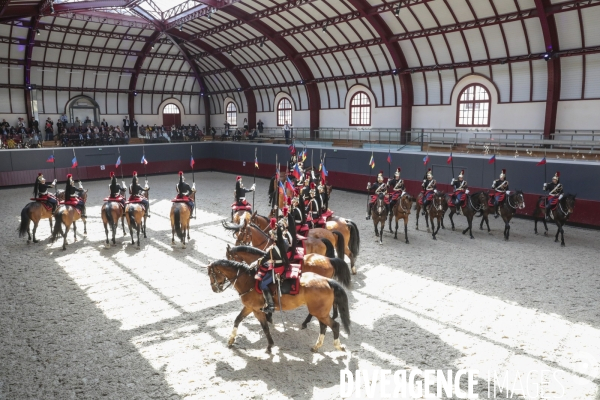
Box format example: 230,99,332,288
466,189,470,194
366,182,371,189
122,181,126,188
144,181,149,190
192,182,196,190
52,179,57,185
451,178,455,184
559,194,563,199
434,190,438,194
506,190,511,195
78,181,83,189
251,183,256,191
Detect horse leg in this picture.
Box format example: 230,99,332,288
143,216,147,239
449,211,455,231
394,218,398,240
182,225,187,249
415,207,420,230
319,315,345,352
62,224,70,250
504,222,510,241
388,213,394,233
228,306,252,347
83,217,87,235
32,220,39,243
463,215,474,239
121,215,126,236
301,314,313,330
404,218,409,244
311,321,328,353
543,217,549,236
378,222,383,245
104,221,110,248
73,221,77,242
559,222,565,247
136,225,140,249
534,215,539,234
373,220,379,237
253,311,274,354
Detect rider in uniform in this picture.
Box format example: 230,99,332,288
451,170,468,215
386,167,405,211
108,171,126,207
492,169,509,218
33,173,58,212
421,169,436,215
290,196,305,231
64,174,86,218
129,171,150,217
254,219,289,314
306,183,320,227
176,171,196,210
235,176,255,207
366,171,388,219
543,171,563,221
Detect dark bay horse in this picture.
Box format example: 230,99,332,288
171,192,195,249
101,188,126,248
388,194,415,243
415,191,447,240
446,191,488,239
370,194,388,245
50,189,88,250
533,193,576,246
207,260,350,353
18,190,66,243
498,190,526,241
125,189,149,249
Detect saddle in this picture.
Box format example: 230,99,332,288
447,195,466,208
104,196,125,208
255,263,302,296
172,196,191,202
296,223,310,236
59,200,81,214
30,198,53,212
488,192,505,207
540,196,559,210
231,202,252,211
127,196,145,203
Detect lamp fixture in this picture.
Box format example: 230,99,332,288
227,50,232,55
178,24,183,31
322,22,328,32
394,4,401,16
50,2,54,14
36,29,40,35
134,91,138,96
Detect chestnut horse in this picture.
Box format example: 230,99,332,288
18,190,66,243
388,194,415,243
125,189,149,249
171,192,195,249
50,189,88,250
101,188,126,248
533,193,576,246
207,259,350,353
370,194,388,245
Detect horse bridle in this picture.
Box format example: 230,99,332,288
558,198,572,216
208,265,240,293
468,193,483,212
507,193,525,210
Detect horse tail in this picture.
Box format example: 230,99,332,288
174,206,183,241
328,279,350,334
50,209,64,243
105,203,115,230
329,257,351,288
331,230,345,259
18,204,31,238
320,238,335,258
128,206,138,232
347,220,360,257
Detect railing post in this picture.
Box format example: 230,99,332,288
420,128,424,152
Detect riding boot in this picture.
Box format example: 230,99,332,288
146,203,151,218
366,204,371,220
455,198,461,215
545,204,552,221
261,290,275,314
81,204,87,218
422,200,429,215
493,199,499,218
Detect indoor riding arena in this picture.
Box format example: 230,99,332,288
1,0,600,399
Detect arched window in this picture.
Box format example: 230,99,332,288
163,103,180,114
349,92,371,126
457,84,491,127
277,98,292,126
226,102,237,126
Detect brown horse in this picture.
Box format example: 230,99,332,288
495,190,526,241
370,194,388,245
101,189,126,248
223,220,337,257
323,217,360,274
50,189,88,250
18,190,66,243
125,189,149,249
417,191,447,240
207,259,350,353
446,191,488,239
533,193,576,246
388,194,415,243
171,192,195,249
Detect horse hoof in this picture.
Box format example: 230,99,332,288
33,239,39,243
470,236,474,239
351,267,357,275
182,245,186,249
301,324,307,330
554,239,559,243
311,346,320,353
535,231,538,235
561,243,565,247
62,247,66,251
544,232,548,236
266,347,272,354
452,227,455,231
405,240,409,244
432,236,436,241
227,338,235,347
379,241,382,245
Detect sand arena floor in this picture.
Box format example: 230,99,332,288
1,171,599,399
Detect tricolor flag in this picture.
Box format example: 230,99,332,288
115,156,121,168
190,155,195,168
447,152,453,164
321,163,328,181
286,176,295,192
536,157,546,166
141,155,148,165
488,154,496,164
293,163,302,179
300,150,307,162
71,156,78,168
255,156,259,169
278,181,287,202
288,143,296,155
46,154,55,163
369,154,375,169
423,155,430,165
387,152,392,164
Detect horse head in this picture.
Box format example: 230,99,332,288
375,194,386,214
475,191,488,210
514,190,526,209
235,219,252,246
563,193,576,214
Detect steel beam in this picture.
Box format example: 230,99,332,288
128,31,160,126
25,16,40,127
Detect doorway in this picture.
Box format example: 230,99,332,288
162,103,181,128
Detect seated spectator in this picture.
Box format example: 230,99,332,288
211,127,216,140
220,129,230,141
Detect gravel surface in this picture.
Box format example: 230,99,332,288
1,171,599,399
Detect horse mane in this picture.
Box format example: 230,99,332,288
249,222,269,237
211,259,254,274
230,246,266,256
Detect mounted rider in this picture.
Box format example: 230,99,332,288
33,173,58,212
64,174,87,218
254,219,289,314
235,175,255,207
176,171,196,210
421,168,436,215
366,171,388,219
129,171,150,217
543,171,563,221
108,171,126,207
492,169,509,218
387,167,405,210
306,183,320,227
290,196,306,234
451,170,468,215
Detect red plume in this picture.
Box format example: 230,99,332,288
556,171,560,177
67,174,72,179
236,176,241,181
396,167,401,172
110,171,115,177
283,207,289,216
502,169,506,174
270,218,277,229
310,182,315,189
286,197,292,206
428,168,431,172
38,172,42,176
133,171,137,175
460,170,464,174
379,170,383,174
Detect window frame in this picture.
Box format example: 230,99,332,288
277,98,292,126
163,103,180,115
456,83,491,127
226,102,237,126
349,91,372,127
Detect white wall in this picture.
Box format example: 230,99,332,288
556,100,600,130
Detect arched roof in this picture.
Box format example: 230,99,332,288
1,0,599,135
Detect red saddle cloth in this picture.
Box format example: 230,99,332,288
296,224,310,236
447,193,467,208
539,196,559,209
231,202,252,211
254,263,302,295
321,209,334,219
104,196,124,202
59,200,81,214
388,192,402,202
127,196,145,203
172,196,191,203
370,195,390,204
30,197,53,211
488,192,505,207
